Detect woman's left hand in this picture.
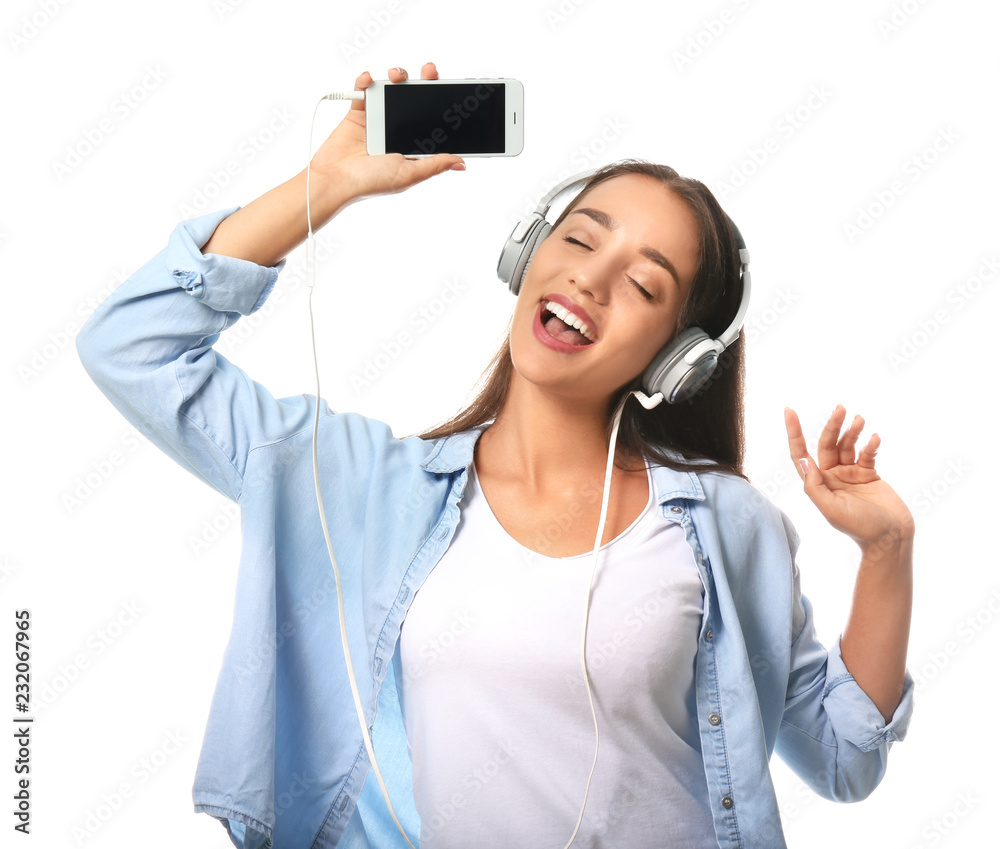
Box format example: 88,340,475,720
784,405,915,556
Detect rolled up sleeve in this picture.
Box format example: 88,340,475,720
822,633,915,752
75,207,316,504
774,511,915,803
167,209,279,316
777,620,915,801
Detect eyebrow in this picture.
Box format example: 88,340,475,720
568,208,681,289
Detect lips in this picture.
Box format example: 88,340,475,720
533,301,597,354
542,293,598,340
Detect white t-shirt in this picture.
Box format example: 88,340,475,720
398,460,717,848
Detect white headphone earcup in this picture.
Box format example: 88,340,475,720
508,220,550,295
642,326,721,404
497,169,600,295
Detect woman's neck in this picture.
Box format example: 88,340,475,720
474,372,640,495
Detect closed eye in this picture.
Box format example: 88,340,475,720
562,236,654,301
629,279,654,301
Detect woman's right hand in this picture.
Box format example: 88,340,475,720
309,62,466,204
199,63,464,266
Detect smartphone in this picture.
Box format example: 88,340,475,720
365,78,523,157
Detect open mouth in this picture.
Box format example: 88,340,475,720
540,302,595,347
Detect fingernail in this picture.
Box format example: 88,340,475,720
798,457,809,476
450,162,466,171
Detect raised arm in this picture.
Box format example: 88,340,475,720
76,63,465,501
784,404,915,722
200,64,465,266
776,405,915,800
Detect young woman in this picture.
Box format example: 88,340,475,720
77,62,915,849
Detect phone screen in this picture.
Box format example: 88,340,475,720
384,83,507,156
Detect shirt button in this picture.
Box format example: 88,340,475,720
722,795,734,809
709,713,722,726
670,506,682,513
706,629,714,641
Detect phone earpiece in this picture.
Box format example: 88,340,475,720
497,168,751,405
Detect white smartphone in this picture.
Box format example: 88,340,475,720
365,78,524,157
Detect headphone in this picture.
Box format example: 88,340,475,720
497,168,752,405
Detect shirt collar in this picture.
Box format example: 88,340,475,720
420,428,706,504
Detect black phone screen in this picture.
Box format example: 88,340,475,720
384,83,507,156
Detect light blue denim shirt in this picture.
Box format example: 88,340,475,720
77,207,914,849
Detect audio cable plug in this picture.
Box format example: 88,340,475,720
324,91,365,101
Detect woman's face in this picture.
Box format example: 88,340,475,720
510,173,702,408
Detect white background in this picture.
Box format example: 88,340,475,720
2,0,997,846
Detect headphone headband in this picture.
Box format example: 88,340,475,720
535,168,600,217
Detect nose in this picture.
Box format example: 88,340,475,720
569,256,611,306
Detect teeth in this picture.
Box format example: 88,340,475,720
544,301,595,341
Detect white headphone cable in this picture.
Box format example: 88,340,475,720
561,388,654,848
305,91,417,849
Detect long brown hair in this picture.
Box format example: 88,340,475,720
409,159,748,481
